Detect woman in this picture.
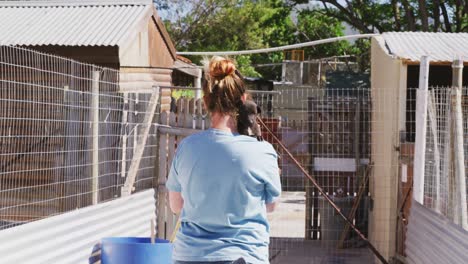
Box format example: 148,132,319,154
166,56,281,264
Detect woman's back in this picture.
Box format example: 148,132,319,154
167,128,281,263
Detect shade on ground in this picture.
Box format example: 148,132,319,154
268,192,375,263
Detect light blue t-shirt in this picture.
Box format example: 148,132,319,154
166,128,281,264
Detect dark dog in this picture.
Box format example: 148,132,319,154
238,100,263,141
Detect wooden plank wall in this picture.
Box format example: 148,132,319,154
396,143,414,257
157,97,209,239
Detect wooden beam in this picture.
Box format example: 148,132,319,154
121,88,160,196
451,59,467,229
91,71,100,205
158,126,200,137
151,7,177,60
427,91,441,213
157,111,169,238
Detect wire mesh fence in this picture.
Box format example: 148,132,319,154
0,45,158,230
422,86,468,227
259,85,378,263
158,67,468,263
156,77,468,263
5,43,465,263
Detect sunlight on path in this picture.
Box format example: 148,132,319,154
268,191,305,238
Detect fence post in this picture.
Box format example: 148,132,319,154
121,93,128,179
413,56,430,204
281,61,286,83
451,59,467,229
121,87,160,197
299,61,304,85
195,68,202,100
91,71,100,205
157,111,169,238
427,92,441,212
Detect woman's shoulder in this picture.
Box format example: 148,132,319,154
179,130,210,145
234,136,277,154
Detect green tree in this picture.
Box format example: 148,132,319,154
161,0,304,75
295,9,351,58
159,0,372,76
316,1,468,33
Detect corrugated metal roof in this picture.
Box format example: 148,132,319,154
0,189,156,264
0,1,152,46
406,201,468,264
0,0,152,7
381,32,468,63
174,60,200,77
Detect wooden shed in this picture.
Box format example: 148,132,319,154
0,0,177,109
0,0,177,225
370,32,468,262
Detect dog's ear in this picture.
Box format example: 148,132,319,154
243,100,258,114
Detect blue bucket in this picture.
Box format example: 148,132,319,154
101,237,172,264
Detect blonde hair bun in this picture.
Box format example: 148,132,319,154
208,56,236,80
202,56,245,116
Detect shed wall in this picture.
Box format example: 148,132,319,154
119,16,174,112
120,22,150,67
370,37,402,260
149,17,174,69
30,46,120,69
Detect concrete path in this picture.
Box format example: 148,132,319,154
267,192,375,264
268,191,306,238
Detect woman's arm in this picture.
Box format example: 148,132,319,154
169,191,184,214
266,202,277,213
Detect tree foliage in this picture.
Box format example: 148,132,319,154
159,0,352,74
156,0,467,77
318,0,468,33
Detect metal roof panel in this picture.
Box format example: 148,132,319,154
0,3,152,47
381,32,468,63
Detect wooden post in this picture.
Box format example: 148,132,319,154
427,91,441,213
299,61,304,85
91,71,100,205
317,61,322,86
353,100,361,194
157,111,169,238
121,88,160,197
413,56,430,204
281,61,286,83
60,85,69,212
165,112,177,238
305,180,312,240
121,93,129,179
451,59,467,229
443,87,453,217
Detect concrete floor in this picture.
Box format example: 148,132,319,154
270,239,375,264
268,191,306,238
267,192,375,264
